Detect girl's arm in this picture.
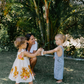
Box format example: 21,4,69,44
24,48,42,58
43,47,60,55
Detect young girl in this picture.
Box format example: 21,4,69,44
43,34,66,83
8,36,42,84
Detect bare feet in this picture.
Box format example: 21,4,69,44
31,70,36,76
56,80,62,83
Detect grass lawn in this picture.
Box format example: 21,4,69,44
0,51,84,84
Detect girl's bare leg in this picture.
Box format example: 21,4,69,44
15,83,19,84
29,81,33,84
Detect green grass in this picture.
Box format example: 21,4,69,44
0,51,84,84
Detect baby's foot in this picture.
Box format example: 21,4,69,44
31,70,36,76
32,71,36,76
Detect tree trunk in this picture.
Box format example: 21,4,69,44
33,0,44,43
45,0,50,49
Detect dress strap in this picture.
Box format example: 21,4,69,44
58,46,64,58
59,46,64,51
21,49,25,57
18,49,24,57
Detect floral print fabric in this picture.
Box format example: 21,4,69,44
8,49,34,83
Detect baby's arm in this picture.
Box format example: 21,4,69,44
24,48,42,58
43,47,60,55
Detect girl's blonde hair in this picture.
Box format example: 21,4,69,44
55,34,66,43
14,36,26,48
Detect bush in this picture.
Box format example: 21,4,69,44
0,24,16,51
64,45,83,58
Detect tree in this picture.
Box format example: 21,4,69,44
1,0,84,50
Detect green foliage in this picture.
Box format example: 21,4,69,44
0,24,16,52
64,45,83,58
49,1,84,39
2,1,40,38
74,48,83,58
0,0,84,55
0,24,9,51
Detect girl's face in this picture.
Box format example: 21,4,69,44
21,40,27,49
27,35,35,45
55,37,63,45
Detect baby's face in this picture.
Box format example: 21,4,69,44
55,37,62,45
22,40,27,49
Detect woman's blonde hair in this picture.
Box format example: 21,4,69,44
14,36,26,48
55,34,66,43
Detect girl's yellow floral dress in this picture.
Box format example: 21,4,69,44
8,49,34,83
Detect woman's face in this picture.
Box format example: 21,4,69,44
27,35,35,45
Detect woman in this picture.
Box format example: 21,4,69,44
25,33,38,75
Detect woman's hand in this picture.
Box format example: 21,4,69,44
36,48,43,56
37,48,43,52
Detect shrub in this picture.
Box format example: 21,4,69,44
64,45,83,58
0,24,16,51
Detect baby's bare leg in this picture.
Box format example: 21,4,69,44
29,81,33,84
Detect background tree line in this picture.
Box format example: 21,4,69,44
0,0,84,57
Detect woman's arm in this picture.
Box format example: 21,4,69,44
43,47,60,55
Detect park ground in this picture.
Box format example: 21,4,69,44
0,51,84,84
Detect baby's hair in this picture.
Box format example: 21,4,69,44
14,36,26,48
55,34,66,43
